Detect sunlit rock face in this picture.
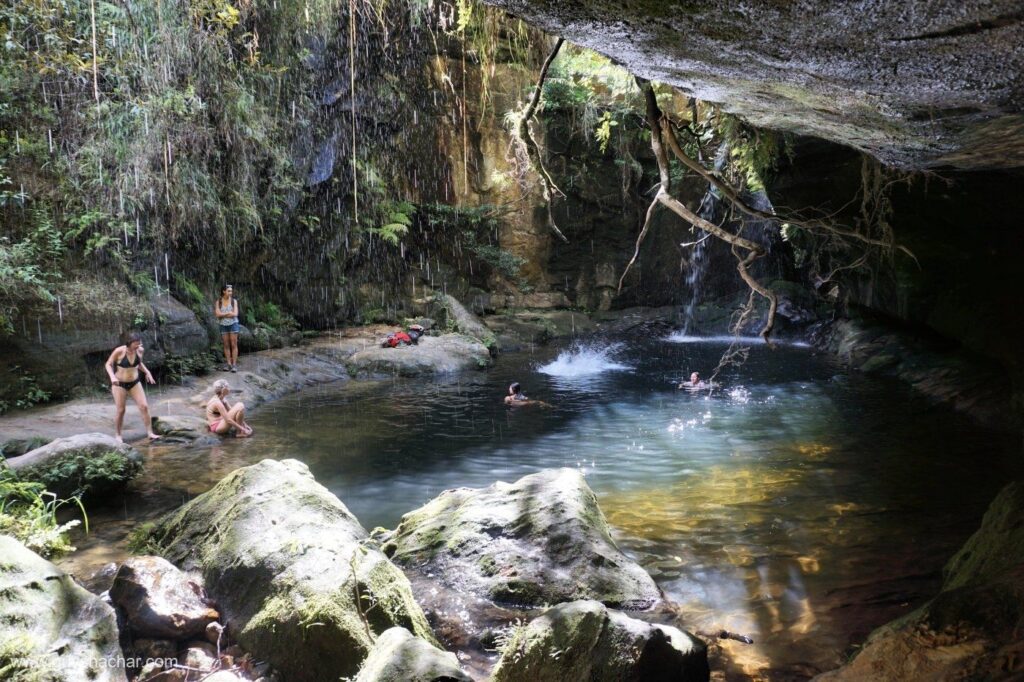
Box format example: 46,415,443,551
481,0,1024,169
148,459,436,682
490,600,709,682
0,536,126,682
380,468,664,609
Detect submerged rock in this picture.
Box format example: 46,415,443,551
148,459,435,682
0,535,126,682
347,333,492,376
109,556,220,640
4,433,142,499
381,468,662,609
813,316,1018,431
354,627,472,682
490,600,709,682
151,415,209,440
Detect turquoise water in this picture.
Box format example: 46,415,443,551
67,337,1024,678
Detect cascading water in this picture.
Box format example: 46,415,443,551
679,143,782,335
680,196,711,334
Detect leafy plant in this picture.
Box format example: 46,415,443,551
369,201,415,246
13,374,49,410
0,468,87,558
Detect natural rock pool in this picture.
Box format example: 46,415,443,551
65,336,1024,678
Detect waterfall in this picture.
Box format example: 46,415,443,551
680,144,780,334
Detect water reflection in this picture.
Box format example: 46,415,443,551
63,339,1023,678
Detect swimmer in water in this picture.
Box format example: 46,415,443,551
504,382,528,405
679,371,707,390
503,382,551,408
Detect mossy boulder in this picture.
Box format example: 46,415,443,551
490,600,709,682
440,294,497,350
4,433,142,500
380,468,662,609
147,459,435,682
816,482,1024,681
814,565,1024,681
0,535,126,682
353,627,472,682
944,481,1024,591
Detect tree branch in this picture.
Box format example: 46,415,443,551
512,37,568,243
624,78,778,342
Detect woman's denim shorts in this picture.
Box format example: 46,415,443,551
221,322,240,335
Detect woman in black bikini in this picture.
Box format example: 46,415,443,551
105,332,159,442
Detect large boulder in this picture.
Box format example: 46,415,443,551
354,627,472,682
148,293,209,360
813,565,1024,682
4,433,142,499
815,482,1024,681
490,600,709,682
0,279,206,404
347,334,492,377
147,459,435,682
440,294,496,349
381,468,662,609
944,481,1024,591
0,535,126,681
109,556,220,640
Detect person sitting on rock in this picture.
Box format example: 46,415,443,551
206,379,253,437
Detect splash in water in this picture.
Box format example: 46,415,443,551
537,342,632,377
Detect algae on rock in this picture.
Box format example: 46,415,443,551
0,535,126,682
381,468,663,609
148,459,435,682
490,600,709,682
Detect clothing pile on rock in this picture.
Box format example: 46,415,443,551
381,324,425,348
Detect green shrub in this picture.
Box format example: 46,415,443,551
0,468,87,558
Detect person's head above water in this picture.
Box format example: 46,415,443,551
509,382,522,395
690,372,700,384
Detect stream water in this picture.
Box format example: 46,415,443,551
63,336,1023,678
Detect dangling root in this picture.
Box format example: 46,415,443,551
509,37,568,243
619,78,778,341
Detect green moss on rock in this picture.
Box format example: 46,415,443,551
944,481,1024,591
150,459,435,682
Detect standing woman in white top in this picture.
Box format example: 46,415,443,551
214,284,240,372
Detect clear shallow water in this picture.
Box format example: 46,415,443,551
66,337,1023,678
